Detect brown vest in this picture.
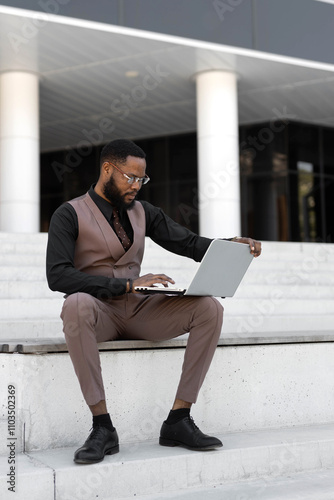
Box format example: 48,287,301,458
68,193,145,280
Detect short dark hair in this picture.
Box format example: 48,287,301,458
100,139,146,167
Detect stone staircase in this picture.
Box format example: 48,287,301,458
1,232,334,500
1,233,334,341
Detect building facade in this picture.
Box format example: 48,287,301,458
1,0,334,241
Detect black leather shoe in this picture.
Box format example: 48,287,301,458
74,425,119,464
159,416,223,451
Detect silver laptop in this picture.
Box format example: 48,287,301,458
134,239,254,298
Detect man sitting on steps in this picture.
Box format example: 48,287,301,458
46,139,262,464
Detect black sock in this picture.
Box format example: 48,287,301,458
165,408,190,425
92,413,115,431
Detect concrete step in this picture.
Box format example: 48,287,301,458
1,314,333,341
4,331,334,354
226,313,334,335
1,341,334,453
249,259,334,272
0,232,48,241
225,298,334,315
0,254,50,266
1,312,334,341
242,269,334,286
0,243,47,255
0,232,47,254
0,298,65,319
0,241,46,251
135,468,334,500
234,283,334,299
0,319,63,339
0,282,62,299
1,423,332,500
253,248,334,262
0,267,47,281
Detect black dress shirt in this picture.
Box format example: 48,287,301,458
46,186,213,297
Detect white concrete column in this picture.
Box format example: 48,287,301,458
196,70,240,238
0,71,40,232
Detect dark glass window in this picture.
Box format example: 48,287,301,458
136,134,198,233
40,146,101,231
40,134,198,233
239,121,289,241
40,151,66,232
323,128,334,242
240,121,334,243
288,123,320,242
41,123,334,242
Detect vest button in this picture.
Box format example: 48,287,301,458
114,265,117,269
129,266,132,269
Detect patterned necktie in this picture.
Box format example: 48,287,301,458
112,208,132,251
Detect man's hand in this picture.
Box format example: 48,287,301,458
233,237,262,257
132,273,175,292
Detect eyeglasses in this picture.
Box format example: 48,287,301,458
107,162,150,185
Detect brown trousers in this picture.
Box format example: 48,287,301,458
61,292,224,406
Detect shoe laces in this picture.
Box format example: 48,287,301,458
187,416,199,431
88,425,106,440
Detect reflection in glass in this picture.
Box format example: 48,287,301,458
297,162,316,241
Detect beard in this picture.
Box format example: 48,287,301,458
102,175,137,210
